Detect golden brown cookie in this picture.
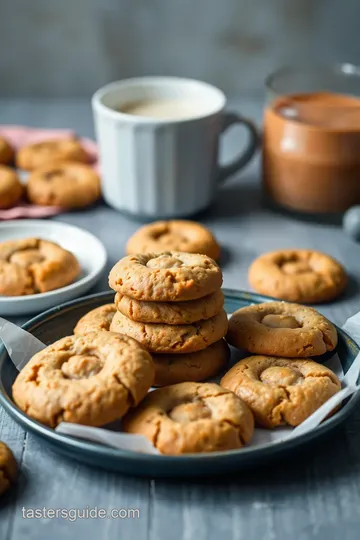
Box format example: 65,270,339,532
153,340,230,386
126,220,220,260
74,304,116,335
12,332,155,428
114,289,224,325
123,382,254,454
0,165,23,209
220,355,341,428
0,237,81,296
110,309,228,354
0,442,17,497
26,162,101,208
109,252,222,302
0,136,14,166
248,249,347,303
226,301,337,357
16,138,89,170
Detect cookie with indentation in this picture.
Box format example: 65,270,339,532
220,356,341,428
123,381,254,454
12,332,155,428
0,136,14,166
0,165,23,209
153,339,230,386
74,304,116,335
115,289,224,325
0,442,17,497
109,252,222,302
0,237,80,296
126,220,220,260
26,161,101,208
110,309,228,354
16,138,89,170
248,249,347,303
227,301,337,357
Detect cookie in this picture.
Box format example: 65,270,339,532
12,332,155,428
248,249,347,303
153,339,230,386
0,442,17,497
0,237,80,296
74,304,116,335
16,138,89,170
0,165,23,209
26,162,101,208
0,136,14,166
221,356,341,428
114,289,224,325
227,301,337,357
110,309,228,354
109,252,222,302
126,220,220,260
123,382,254,454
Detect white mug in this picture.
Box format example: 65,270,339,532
92,77,259,218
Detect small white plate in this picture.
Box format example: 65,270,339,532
0,219,107,316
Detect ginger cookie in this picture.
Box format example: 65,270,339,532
0,136,14,166
16,138,89,170
0,442,17,497
114,289,224,325
110,309,228,354
153,339,230,386
226,301,337,357
248,249,347,303
74,304,116,335
12,332,155,428
123,382,254,454
0,165,23,209
0,237,81,296
109,252,222,302
126,220,220,260
26,162,101,208
221,355,341,428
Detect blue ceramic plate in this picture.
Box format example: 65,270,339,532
0,289,359,478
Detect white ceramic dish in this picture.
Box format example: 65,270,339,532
0,220,107,316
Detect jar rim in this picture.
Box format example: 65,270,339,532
265,63,360,93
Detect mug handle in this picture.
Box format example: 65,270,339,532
217,112,260,183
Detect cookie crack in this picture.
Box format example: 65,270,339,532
319,328,336,350
301,343,315,351
195,388,229,400
112,373,134,407
25,266,39,293
278,385,291,400
221,419,246,446
269,387,290,424
152,418,162,448
27,363,42,385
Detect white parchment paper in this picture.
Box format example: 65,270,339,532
1,310,360,455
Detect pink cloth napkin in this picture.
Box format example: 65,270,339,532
0,125,99,220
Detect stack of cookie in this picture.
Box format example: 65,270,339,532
108,251,229,386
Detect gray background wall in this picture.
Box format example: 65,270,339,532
0,0,359,98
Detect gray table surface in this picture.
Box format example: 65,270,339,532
1,99,360,540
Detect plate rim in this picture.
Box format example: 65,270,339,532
0,288,359,466
0,219,107,303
